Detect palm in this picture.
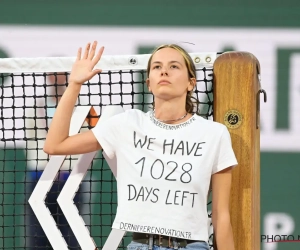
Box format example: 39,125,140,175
69,42,104,85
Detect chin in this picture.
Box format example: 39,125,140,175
153,90,179,100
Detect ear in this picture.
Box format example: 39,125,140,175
188,78,196,91
146,78,151,92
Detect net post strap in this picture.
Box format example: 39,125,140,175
58,106,125,250
57,151,98,250
28,155,69,250
30,104,126,250
29,106,92,249
102,229,127,250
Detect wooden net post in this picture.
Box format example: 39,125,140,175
213,52,261,250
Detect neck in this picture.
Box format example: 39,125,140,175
153,96,191,124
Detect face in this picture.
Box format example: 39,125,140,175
147,48,195,101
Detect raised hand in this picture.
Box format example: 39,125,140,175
69,41,104,86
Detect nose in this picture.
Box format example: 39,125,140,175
160,66,168,76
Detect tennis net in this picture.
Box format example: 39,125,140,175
0,53,216,249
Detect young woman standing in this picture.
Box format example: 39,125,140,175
44,41,237,250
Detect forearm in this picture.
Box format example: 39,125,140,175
44,83,81,150
212,213,235,250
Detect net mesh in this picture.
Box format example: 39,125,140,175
0,55,214,250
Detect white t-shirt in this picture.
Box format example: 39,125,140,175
92,109,238,241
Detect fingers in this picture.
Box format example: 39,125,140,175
93,69,103,75
83,43,91,59
76,41,104,60
78,41,102,62
76,47,82,61
88,69,102,79
92,46,104,66
88,41,98,60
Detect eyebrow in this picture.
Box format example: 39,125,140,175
151,60,183,65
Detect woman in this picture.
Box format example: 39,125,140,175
44,41,237,250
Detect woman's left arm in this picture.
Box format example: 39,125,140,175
211,166,235,250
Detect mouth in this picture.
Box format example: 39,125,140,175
158,80,171,85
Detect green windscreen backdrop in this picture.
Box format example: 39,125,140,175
1,1,300,250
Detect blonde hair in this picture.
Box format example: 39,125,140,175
146,44,198,114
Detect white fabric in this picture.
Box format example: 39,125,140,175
99,105,125,178
92,109,238,241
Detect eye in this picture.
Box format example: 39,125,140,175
153,65,161,69
170,65,179,69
